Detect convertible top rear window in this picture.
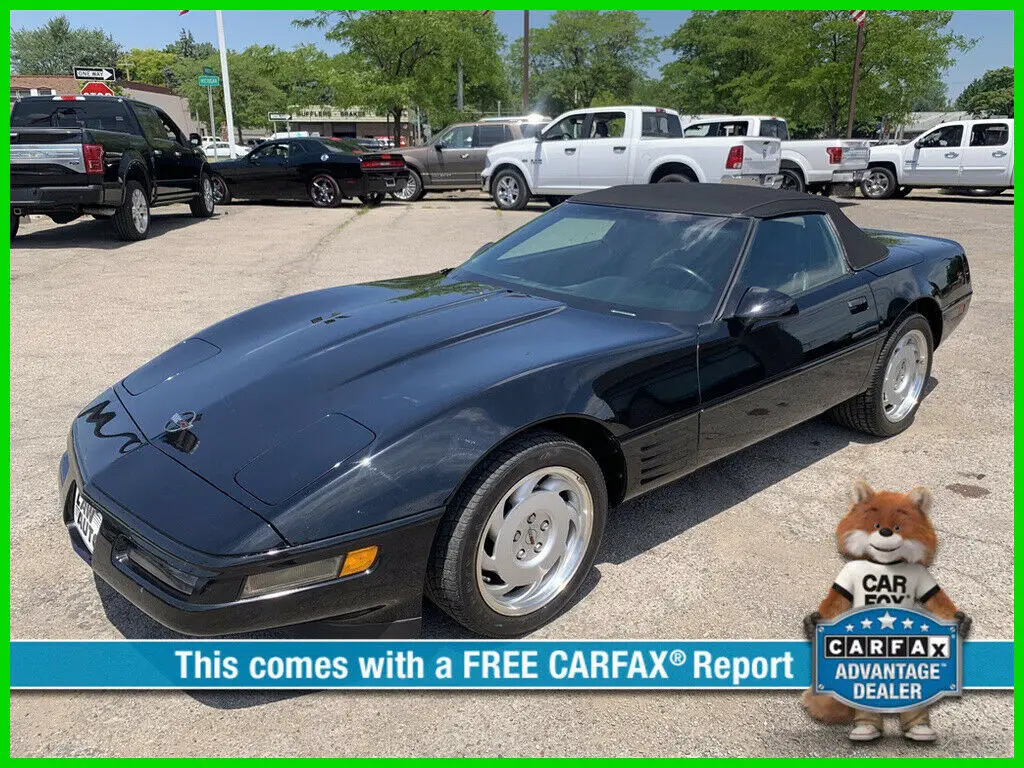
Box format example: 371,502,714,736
452,202,749,320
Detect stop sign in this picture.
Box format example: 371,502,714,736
80,81,114,96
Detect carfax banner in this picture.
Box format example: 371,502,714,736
10,639,1012,690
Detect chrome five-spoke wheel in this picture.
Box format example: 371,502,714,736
476,467,593,616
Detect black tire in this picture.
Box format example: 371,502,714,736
189,172,216,218
358,192,385,207
830,314,934,437
309,173,342,208
210,173,232,205
426,431,608,637
860,166,897,199
10,212,19,239
491,167,530,211
656,172,694,184
892,186,913,198
390,168,425,202
545,195,569,207
778,166,806,193
111,180,150,241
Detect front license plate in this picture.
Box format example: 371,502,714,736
73,489,102,553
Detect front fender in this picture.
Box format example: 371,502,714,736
487,157,534,194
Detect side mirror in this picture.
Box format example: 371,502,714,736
434,142,445,151
189,133,201,147
732,286,797,328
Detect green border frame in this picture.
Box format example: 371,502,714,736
3,3,1018,760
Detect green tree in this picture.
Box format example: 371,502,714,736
659,11,973,136
296,10,507,141
912,74,950,111
121,48,180,88
507,11,658,115
955,66,1013,116
164,29,216,60
10,14,122,75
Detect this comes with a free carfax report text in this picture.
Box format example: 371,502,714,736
59,185,971,638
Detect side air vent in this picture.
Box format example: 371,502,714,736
623,416,699,490
311,311,349,325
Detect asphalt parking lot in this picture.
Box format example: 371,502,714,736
10,190,1013,757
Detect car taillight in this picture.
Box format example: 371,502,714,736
826,146,843,164
360,157,405,170
726,145,744,169
83,143,104,174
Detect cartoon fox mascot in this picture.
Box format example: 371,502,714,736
802,481,972,743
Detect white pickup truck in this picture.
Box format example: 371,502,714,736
861,118,1014,199
680,115,870,194
481,106,782,210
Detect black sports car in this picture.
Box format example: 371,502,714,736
60,185,971,638
209,136,409,208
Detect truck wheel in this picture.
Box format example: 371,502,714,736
656,173,694,184
309,173,342,208
189,173,216,218
892,186,913,198
545,196,569,207
210,174,232,205
860,167,897,199
778,167,805,193
492,168,530,211
10,212,19,239
358,192,385,207
426,431,608,637
112,181,150,241
391,168,425,202
830,314,933,437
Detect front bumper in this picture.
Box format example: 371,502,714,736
11,183,122,214
720,173,783,188
59,441,440,637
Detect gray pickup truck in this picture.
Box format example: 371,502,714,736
10,95,216,241
390,116,547,202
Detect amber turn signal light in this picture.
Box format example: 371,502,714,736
339,546,378,577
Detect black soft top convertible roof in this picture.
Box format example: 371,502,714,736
573,184,887,269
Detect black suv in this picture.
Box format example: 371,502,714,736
10,95,216,241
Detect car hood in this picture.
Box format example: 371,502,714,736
487,138,536,158
115,273,646,522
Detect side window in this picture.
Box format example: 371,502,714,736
544,113,587,141
718,121,748,137
443,125,474,148
641,111,682,137
737,215,848,297
759,120,790,140
131,104,169,142
917,124,963,149
155,110,184,143
683,123,713,137
969,122,1009,147
587,112,626,139
475,124,509,147
252,142,288,160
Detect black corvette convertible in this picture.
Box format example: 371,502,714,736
60,185,971,638
209,136,408,208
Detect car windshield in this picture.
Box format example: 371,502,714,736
451,203,749,319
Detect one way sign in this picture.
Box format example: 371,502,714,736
74,66,115,82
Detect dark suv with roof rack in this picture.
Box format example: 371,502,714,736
10,95,215,241
390,117,548,202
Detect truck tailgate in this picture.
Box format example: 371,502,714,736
10,128,90,188
838,140,870,170
739,138,781,175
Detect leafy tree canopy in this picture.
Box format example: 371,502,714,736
11,14,121,75
955,66,1013,117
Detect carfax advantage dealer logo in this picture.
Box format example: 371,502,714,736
813,606,962,712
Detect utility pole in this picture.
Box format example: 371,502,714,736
457,58,464,111
206,85,218,157
522,11,530,113
846,19,865,139
216,10,238,157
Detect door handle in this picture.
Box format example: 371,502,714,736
944,152,959,158
848,296,869,314
992,150,1007,158
564,148,576,155
613,146,626,153
460,153,470,159
173,151,182,157
153,149,163,156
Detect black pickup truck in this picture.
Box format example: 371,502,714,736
10,95,216,241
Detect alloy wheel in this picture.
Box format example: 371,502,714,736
881,329,928,422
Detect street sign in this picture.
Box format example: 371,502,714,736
81,81,115,96
202,65,217,76
198,75,221,87
74,66,115,81
268,113,291,121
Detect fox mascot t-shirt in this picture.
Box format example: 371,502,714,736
833,561,941,607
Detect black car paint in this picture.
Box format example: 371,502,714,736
59,217,971,636
212,138,409,202
10,96,209,218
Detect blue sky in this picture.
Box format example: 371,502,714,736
9,9,1013,100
